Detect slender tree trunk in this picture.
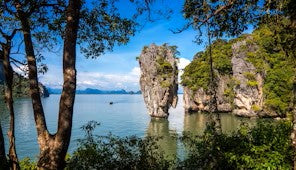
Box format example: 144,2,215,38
207,25,221,133
16,4,50,169
2,42,19,170
0,53,7,169
37,0,81,168
16,0,81,168
0,121,8,170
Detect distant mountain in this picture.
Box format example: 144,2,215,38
48,88,62,94
48,88,142,95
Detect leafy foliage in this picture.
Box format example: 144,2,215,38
66,121,174,170
181,0,295,42
78,0,137,58
224,77,240,107
246,21,295,115
180,120,293,169
0,73,29,98
182,21,295,116
182,0,260,42
181,39,232,91
65,120,292,169
19,157,37,170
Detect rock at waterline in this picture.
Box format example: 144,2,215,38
138,44,178,118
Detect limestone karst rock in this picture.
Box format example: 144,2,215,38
231,39,265,117
181,31,293,118
138,44,178,118
182,38,266,117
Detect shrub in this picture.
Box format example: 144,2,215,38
247,24,295,115
66,121,175,170
19,157,37,170
247,80,258,87
66,120,293,170
179,120,293,169
251,104,262,112
243,72,256,81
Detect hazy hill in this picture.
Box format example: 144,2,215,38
48,88,141,95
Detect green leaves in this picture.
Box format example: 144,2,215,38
181,120,293,169
78,0,137,59
247,23,295,115
181,39,232,91
67,121,174,170
182,0,260,41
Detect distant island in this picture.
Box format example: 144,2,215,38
48,88,142,95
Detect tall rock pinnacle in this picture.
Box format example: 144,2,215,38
138,44,178,118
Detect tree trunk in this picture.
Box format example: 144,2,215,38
37,0,81,168
16,0,81,168
0,121,8,170
2,42,19,170
207,25,221,133
0,53,7,169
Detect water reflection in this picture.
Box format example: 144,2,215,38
144,112,255,159
146,118,177,159
183,112,256,135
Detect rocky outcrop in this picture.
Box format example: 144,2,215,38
183,74,232,113
231,39,267,117
182,38,277,117
139,44,178,118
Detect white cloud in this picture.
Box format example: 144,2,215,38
40,65,141,91
177,58,190,83
130,67,141,76
39,58,191,91
76,68,140,90
178,58,190,70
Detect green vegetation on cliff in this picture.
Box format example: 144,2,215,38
0,72,49,98
154,44,178,88
0,73,30,98
181,22,295,116
245,21,295,115
181,39,232,91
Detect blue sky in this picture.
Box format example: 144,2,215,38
6,1,255,91
35,1,205,91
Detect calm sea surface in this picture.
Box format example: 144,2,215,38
0,94,254,160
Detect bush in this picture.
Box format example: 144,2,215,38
66,120,293,170
19,157,37,170
179,120,293,169
247,80,258,87
66,121,175,170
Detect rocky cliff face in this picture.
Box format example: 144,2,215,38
183,74,232,113
182,39,266,117
182,26,294,117
231,39,266,117
139,44,178,118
